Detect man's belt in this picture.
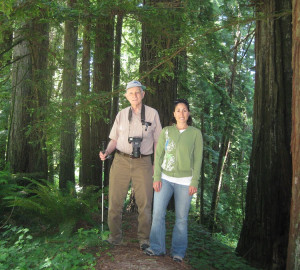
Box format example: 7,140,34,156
116,149,151,159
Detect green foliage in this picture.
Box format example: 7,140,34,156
183,0,254,237
0,171,19,222
1,0,257,266
187,215,258,270
163,211,258,269
4,178,101,233
0,173,109,269
0,0,15,17
0,225,106,269
120,15,142,87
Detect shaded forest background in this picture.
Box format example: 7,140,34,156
0,0,299,269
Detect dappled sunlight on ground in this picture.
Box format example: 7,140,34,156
96,212,193,270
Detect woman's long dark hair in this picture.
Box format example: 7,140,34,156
170,98,193,126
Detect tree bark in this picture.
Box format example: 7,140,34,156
28,16,49,178
8,31,32,174
111,13,123,125
8,15,49,180
59,0,78,189
286,0,300,268
140,0,182,127
197,110,205,224
80,7,92,187
177,49,188,97
140,34,177,127
90,12,114,187
139,0,186,212
209,134,231,232
0,14,12,170
47,27,61,183
236,0,292,268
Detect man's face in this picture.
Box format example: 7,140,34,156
125,86,145,107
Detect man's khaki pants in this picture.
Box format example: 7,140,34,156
108,152,153,243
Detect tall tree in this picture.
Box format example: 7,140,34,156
286,0,300,268
8,11,49,179
111,12,123,124
59,0,78,189
0,14,12,170
140,0,182,127
236,0,292,268
209,20,241,232
134,0,184,211
79,1,92,187
90,9,114,187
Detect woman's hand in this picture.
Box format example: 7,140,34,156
189,186,197,196
153,181,162,192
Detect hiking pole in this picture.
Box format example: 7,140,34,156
101,140,106,233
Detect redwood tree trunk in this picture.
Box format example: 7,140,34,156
286,0,300,268
138,0,183,211
140,34,177,127
0,14,12,170
134,0,183,212
111,13,123,125
90,12,114,187
80,8,92,187
199,104,209,224
8,32,32,174
59,0,78,189
8,16,49,179
140,0,182,127
209,134,230,232
29,16,49,178
236,0,292,268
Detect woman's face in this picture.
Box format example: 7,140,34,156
173,103,190,124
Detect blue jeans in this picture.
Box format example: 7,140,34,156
149,179,192,258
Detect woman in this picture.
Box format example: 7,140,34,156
144,99,203,262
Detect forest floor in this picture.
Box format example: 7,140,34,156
95,212,194,270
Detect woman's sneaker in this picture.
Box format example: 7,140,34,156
144,248,164,256
140,243,150,251
139,240,150,251
172,255,183,262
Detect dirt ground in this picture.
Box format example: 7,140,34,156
95,212,193,270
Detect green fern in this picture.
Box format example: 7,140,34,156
0,171,21,223
4,178,97,233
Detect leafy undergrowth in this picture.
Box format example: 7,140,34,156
186,216,258,270
0,214,259,270
162,211,258,270
0,172,257,270
0,225,108,270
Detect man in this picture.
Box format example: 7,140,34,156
99,80,162,250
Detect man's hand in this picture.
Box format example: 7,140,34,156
99,140,116,161
99,151,108,161
153,181,162,192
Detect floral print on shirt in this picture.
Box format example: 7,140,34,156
161,129,176,171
